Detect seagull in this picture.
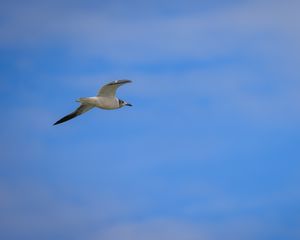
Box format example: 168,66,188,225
53,79,132,125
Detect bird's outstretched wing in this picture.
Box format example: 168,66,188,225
97,80,132,97
53,104,94,125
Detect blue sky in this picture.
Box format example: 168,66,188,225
1,0,300,239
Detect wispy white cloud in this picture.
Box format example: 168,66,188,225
1,178,299,240
90,219,211,240
89,217,277,240
0,181,145,239
0,0,299,62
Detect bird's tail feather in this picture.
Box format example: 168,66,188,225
76,97,90,103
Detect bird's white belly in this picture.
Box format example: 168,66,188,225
96,97,119,110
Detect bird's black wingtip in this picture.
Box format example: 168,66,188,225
53,112,77,126
122,79,132,83
107,79,132,86
53,121,60,126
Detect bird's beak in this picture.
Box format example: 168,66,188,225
125,102,132,107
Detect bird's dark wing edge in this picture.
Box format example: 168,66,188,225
53,104,93,125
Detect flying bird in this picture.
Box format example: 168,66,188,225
53,80,132,125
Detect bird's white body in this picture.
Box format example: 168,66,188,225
54,80,132,125
78,96,120,110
